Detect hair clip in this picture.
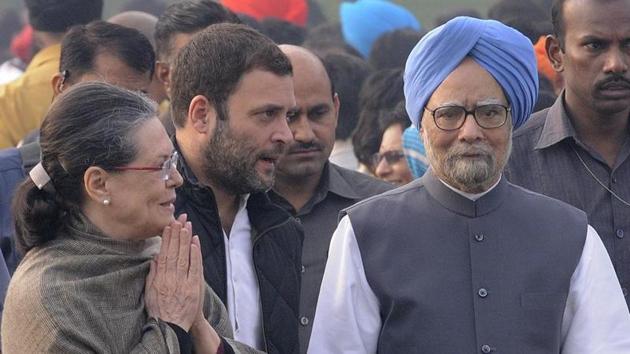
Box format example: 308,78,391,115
29,162,51,190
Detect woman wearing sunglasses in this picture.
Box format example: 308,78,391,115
2,82,257,353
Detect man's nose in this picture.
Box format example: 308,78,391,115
290,114,316,143
458,112,484,142
603,47,629,74
272,114,295,145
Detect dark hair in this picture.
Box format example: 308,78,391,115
12,82,157,254
25,0,103,33
368,29,425,70
155,0,240,62
322,52,372,140
303,22,363,58
378,101,411,134
259,18,306,45
60,21,155,83
488,0,548,22
170,23,293,128
119,0,167,17
353,68,405,166
501,16,553,43
434,7,482,27
551,0,566,47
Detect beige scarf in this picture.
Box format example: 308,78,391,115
2,214,261,353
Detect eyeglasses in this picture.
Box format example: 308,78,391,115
372,150,405,166
424,104,510,131
112,151,179,181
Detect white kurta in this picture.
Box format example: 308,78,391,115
308,182,630,354
224,195,264,350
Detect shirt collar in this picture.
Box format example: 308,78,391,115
534,92,580,150
438,176,502,201
26,44,61,71
326,162,363,200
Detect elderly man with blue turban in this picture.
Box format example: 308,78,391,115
308,17,630,353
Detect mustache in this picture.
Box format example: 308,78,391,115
287,141,324,154
257,144,286,160
447,142,493,157
597,74,630,90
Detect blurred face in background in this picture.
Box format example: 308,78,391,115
374,123,413,185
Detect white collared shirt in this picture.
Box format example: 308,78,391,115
224,195,264,350
308,181,630,353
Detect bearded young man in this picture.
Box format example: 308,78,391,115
308,17,630,353
170,24,302,354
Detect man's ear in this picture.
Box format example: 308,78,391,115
546,35,564,73
156,61,171,97
51,73,65,96
83,166,111,205
332,93,340,129
188,95,217,135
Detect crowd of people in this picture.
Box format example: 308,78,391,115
0,0,628,352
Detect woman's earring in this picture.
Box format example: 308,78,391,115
103,199,110,206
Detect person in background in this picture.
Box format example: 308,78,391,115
373,103,414,186
353,68,404,174
0,0,103,148
339,0,421,59
309,16,630,353
322,52,372,170
269,45,391,353
2,81,257,353
506,0,630,308
368,28,424,71
259,18,306,45
0,20,155,275
108,10,167,105
154,0,240,135
402,125,429,179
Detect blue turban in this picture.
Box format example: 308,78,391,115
403,16,538,130
402,126,428,179
340,0,421,58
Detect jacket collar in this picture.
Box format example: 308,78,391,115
421,169,507,218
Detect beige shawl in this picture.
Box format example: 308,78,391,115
1,214,261,353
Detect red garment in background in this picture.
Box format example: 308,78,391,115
222,0,308,27
534,35,557,83
10,25,33,64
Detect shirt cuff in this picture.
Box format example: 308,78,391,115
166,322,192,354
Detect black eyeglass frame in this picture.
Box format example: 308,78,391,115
423,104,511,131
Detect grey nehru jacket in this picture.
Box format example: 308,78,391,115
345,171,587,353
505,94,630,308
269,162,392,354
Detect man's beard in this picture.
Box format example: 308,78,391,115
202,120,283,195
424,135,511,193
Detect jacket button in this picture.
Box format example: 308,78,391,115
623,287,628,297
300,316,309,326
474,233,485,242
481,344,492,353
616,229,624,239
301,265,306,273
478,288,488,298
295,217,301,223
